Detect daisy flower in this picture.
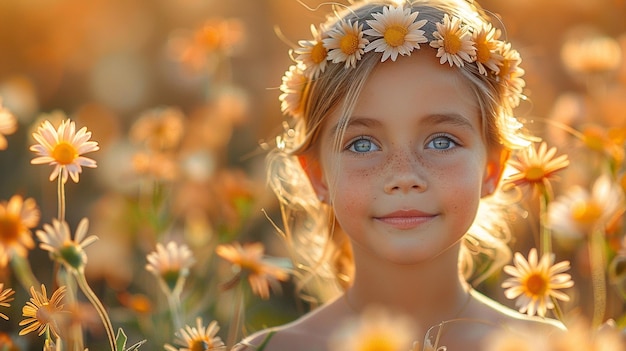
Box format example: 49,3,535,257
501,248,574,317
216,242,289,299
323,19,369,68
504,142,570,197
30,119,99,183
37,218,99,274
164,317,226,351
483,326,548,351
0,195,40,267
328,306,416,351
129,107,185,151
430,14,476,67
0,100,17,150
495,41,526,108
549,317,626,351
363,5,428,62
0,283,15,320
472,22,503,75
295,24,329,79
146,241,195,295
278,64,308,118
548,175,624,240
19,284,68,338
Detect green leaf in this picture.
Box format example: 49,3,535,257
115,328,147,351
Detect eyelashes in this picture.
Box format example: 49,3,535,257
344,133,461,154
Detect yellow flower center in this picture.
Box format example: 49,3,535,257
190,339,210,351
239,258,262,275
524,166,546,182
311,42,328,64
524,272,548,296
340,33,360,55
359,334,397,351
476,41,491,63
443,32,462,54
499,59,512,80
0,215,20,243
582,129,606,152
571,200,602,224
35,302,55,327
52,142,77,165
384,25,407,47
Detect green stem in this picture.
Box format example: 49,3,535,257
74,271,117,351
9,255,40,291
57,173,66,222
589,226,607,328
550,295,566,324
166,288,183,332
226,283,245,348
538,188,552,256
57,268,84,351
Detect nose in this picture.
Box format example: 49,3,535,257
383,150,427,194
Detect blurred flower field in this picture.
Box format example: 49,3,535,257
0,0,626,350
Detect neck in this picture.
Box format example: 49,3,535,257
345,241,471,329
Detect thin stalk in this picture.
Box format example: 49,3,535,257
57,268,84,351
550,295,566,323
75,271,117,351
57,173,66,222
226,283,245,348
589,226,607,328
9,255,40,291
166,289,184,332
538,189,552,256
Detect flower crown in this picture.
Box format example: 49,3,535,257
279,4,526,119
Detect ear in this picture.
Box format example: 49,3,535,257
298,153,329,203
481,148,509,197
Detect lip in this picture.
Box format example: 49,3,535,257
374,210,437,230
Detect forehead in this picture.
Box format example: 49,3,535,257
354,52,479,117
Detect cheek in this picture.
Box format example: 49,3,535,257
438,161,484,217
329,169,375,217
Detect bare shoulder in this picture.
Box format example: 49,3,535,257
470,288,565,333
232,296,348,351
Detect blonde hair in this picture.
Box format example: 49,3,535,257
267,0,531,303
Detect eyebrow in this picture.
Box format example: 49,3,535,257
424,113,476,130
328,113,475,138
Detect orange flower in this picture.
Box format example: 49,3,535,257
0,195,40,267
164,317,226,351
328,306,416,351
216,242,289,299
0,100,17,150
19,284,67,338
0,283,15,320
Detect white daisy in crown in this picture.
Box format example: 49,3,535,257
295,24,329,79
279,64,308,118
496,41,526,108
364,5,428,62
472,22,503,75
430,14,476,67
323,19,369,69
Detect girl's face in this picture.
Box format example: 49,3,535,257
304,52,504,265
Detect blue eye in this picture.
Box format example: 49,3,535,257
427,136,457,150
347,137,379,153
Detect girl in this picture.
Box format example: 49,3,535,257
236,0,563,349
